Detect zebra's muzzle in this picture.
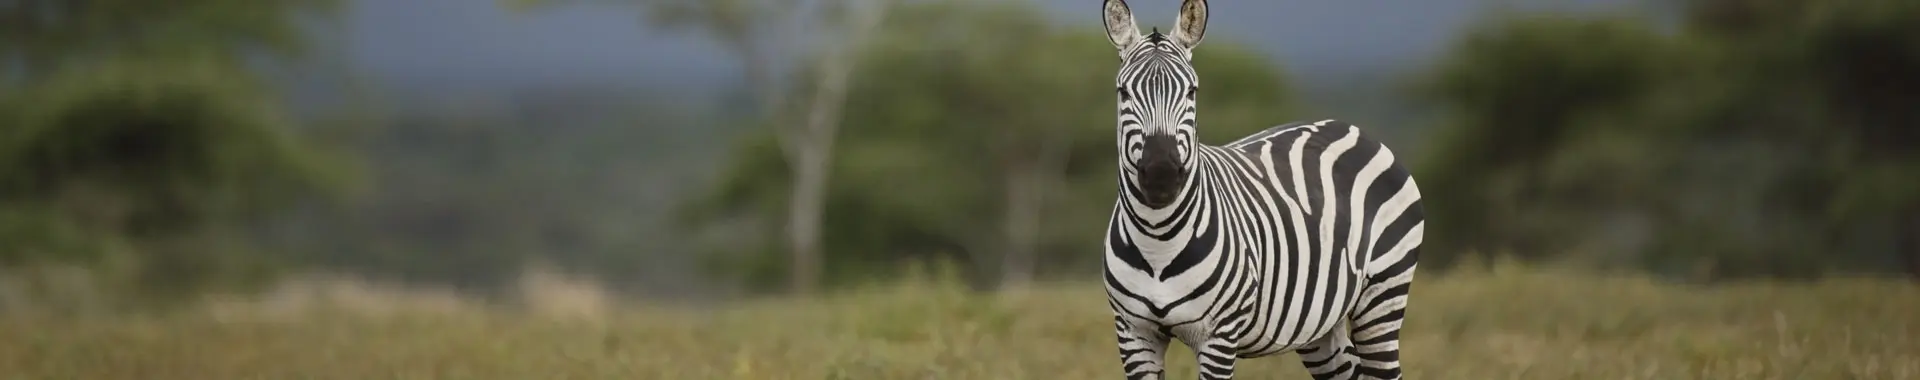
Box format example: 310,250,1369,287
1135,134,1187,209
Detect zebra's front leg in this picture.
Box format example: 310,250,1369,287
1195,336,1239,380
1115,317,1170,380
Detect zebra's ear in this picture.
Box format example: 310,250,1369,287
1102,0,1141,52
1172,0,1208,50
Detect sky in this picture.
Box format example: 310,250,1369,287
333,0,1637,96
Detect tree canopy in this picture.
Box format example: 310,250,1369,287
1414,0,1920,280
0,0,351,301
679,0,1300,291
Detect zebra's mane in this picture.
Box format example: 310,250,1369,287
1144,29,1168,44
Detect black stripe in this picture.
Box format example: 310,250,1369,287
1108,213,1154,276
1371,201,1422,260
1159,196,1220,280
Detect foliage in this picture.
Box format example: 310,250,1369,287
269,102,721,292
1414,1,1920,279
678,0,1298,292
1413,15,1685,266
0,0,350,300
0,56,352,230
0,268,1914,379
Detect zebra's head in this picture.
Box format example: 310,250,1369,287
1103,0,1208,209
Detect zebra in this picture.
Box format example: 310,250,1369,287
1097,1,1425,379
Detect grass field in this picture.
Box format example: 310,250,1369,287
1,265,1916,379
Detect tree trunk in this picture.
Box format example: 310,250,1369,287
779,0,888,295
786,149,828,294
780,55,844,296
999,164,1041,289
998,132,1072,289
1903,208,1920,281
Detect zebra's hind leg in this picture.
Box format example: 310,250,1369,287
1296,320,1359,380
1345,261,1417,380
1299,272,1415,380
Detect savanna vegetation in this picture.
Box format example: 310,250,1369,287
1,263,1915,379
0,0,1916,378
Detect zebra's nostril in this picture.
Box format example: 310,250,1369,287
1137,159,1186,209
1141,134,1181,158
1136,134,1188,209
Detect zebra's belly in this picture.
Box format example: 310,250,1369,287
1232,269,1365,357
1233,312,1340,357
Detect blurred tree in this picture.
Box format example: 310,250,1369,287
505,0,891,294
0,0,351,300
1714,0,1920,279
1412,16,1680,267
1415,1,1920,280
679,0,1297,292
266,99,728,294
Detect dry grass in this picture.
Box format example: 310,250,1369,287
0,264,1916,379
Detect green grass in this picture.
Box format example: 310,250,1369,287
1,266,1916,379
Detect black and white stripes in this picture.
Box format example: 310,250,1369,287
1098,1,1424,379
